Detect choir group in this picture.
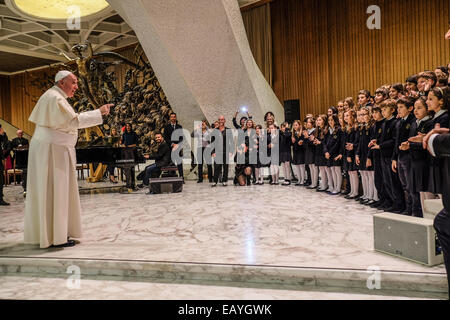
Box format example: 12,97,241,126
197,67,449,219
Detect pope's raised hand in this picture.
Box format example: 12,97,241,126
100,104,114,116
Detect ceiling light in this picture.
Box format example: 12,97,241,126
10,0,110,21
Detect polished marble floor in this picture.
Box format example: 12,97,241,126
1,181,446,273
0,179,447,299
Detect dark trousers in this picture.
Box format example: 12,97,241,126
107,165,115,176
305,165,311,185
177,163,184,178
143,163,160,186
196,147,213,182
398,156,414,215
198,163,213,182
214,162,229,183
434,209,450,298
21,170,27,192
381,156,404,209
343,170,350,193
125,167,135,188
374,155,387,204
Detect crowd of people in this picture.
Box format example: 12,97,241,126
0,127,29,206
2,67,449,219
188,66,449,220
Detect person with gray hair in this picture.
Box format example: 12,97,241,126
23,71,114,248
11,129,29,193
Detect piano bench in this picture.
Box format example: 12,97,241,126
160,166,178,172
160,166,179,178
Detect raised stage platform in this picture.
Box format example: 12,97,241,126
0,181,447,299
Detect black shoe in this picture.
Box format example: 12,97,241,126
361,199,371,205
369,201,381,208
341,190,350,196
52,239,76,248
391,207,406,214
412,211,423,218
197,180,203,183
0,200,10,206
384,206,404,213
378,202,392,210
212,183,217,187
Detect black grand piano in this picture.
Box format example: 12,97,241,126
14,146,145,170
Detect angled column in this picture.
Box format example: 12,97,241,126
107,0,283,130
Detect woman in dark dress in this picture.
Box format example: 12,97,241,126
268,124,280,185
292,120,306,186
343,109,359,199
324,114,344,195
356,107,375,204
279,122,293,185
253,125,265,185
304,117,318,189
313,115,329,192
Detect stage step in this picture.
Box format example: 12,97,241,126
0,256,447,299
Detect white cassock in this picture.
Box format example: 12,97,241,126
24,86,103,248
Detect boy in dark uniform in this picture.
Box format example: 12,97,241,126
371,99,405,213
392,97,416,216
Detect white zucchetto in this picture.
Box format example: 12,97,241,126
55,70,73,83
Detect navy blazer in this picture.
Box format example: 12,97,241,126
392,114,416,161
379,117,398,158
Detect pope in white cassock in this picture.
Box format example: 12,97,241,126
24,71,113,248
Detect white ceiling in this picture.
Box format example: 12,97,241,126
0,0,263,74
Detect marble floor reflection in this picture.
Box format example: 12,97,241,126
0,181,446,274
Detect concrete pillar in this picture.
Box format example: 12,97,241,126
107,0,283,130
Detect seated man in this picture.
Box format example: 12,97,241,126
139,132,172,188
11,130,29,149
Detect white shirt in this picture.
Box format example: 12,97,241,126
416,115,431,127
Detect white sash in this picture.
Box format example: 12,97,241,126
33,126,78,147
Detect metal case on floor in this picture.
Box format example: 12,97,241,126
149,177,183,194
373,213,444,266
